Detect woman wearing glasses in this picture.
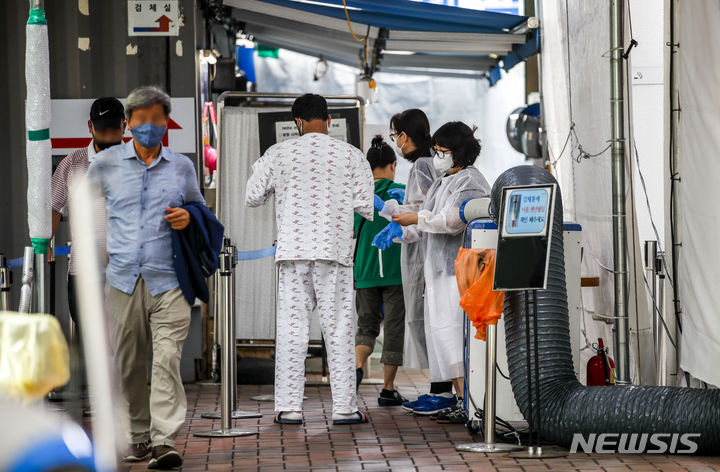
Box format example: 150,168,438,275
382,109,460,414
375,121,490,424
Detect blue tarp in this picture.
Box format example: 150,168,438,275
249,0,539,83
256,0,527,33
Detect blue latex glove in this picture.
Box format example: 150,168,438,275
374,194,385,212
372,222,403,250
387,188,405,202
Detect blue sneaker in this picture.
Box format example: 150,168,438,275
402,394,430,412
413,395,457,416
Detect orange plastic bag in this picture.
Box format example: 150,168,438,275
454,248,504,341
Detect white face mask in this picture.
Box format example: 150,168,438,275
433,153,453,173
394,135,406,159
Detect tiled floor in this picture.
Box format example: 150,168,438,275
112,368,719,472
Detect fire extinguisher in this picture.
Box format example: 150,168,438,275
586,338,616,386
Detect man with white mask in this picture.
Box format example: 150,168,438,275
375,121,490,424
246,93,374,426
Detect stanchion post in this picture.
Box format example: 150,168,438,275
656,252,668,386
644,241,660,375
0,255,11,311
33,251,46,313
509,290,565,459
200,241,262,421
456,322,524,453
532,291,542,454
194,246,258,438
48,237,55,315
229,243,238,408
210,271,220,382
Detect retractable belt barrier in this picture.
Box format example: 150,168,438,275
3,245,274,270
5,245,71,268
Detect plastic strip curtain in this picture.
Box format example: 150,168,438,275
25,6,52,255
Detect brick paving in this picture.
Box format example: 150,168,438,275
110,368,719,472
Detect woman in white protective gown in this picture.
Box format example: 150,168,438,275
386,109,459,411
376,121,490,421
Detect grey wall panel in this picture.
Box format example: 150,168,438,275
0,0,197,312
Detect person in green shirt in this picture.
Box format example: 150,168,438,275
354,136,407,406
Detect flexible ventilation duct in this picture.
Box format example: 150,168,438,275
490,165,720,453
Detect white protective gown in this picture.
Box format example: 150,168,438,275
399,157,437,369
396,166,490,382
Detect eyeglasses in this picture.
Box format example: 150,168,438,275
389,131,400,142
432,147,452,158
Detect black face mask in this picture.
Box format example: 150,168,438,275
94,140,122,151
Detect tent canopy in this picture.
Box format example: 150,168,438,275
226,0,539,81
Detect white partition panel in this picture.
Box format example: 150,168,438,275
219,106,324,341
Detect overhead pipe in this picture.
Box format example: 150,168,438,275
491,165,720,453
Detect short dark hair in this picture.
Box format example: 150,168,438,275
432,121,481,168
291,93,329,121
390,108,432,162
366,135,396,170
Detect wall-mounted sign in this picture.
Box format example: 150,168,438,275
128,0,180,37
274,119,348,144
50,97,196,155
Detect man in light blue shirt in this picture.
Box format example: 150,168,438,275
87,86,203,469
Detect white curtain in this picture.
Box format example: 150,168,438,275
541,1,654,384
219,106,324,340
677,1,720,388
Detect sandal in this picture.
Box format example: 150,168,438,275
332,411,369,425
274,411,303,425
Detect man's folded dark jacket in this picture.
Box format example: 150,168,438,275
172,202,225,305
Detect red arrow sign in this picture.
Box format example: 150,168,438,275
155,15,173,32
51,118,183,149
162,118,182,146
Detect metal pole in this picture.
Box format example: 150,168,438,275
524,291,535,453
210,272,220,382
48,237,55,315
610,0,631,385
484,324,498,444
201,241,261,421
220,252,233,430
18,246,35,313
0,255,11,311
669,0,681,337
644,241,658,366
194,248,258,438
33,252,46,313
229,243,238,410
509,292,565,459
456,323,523,453
534,0,547,168
656,252,668,386
532,291,542,453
